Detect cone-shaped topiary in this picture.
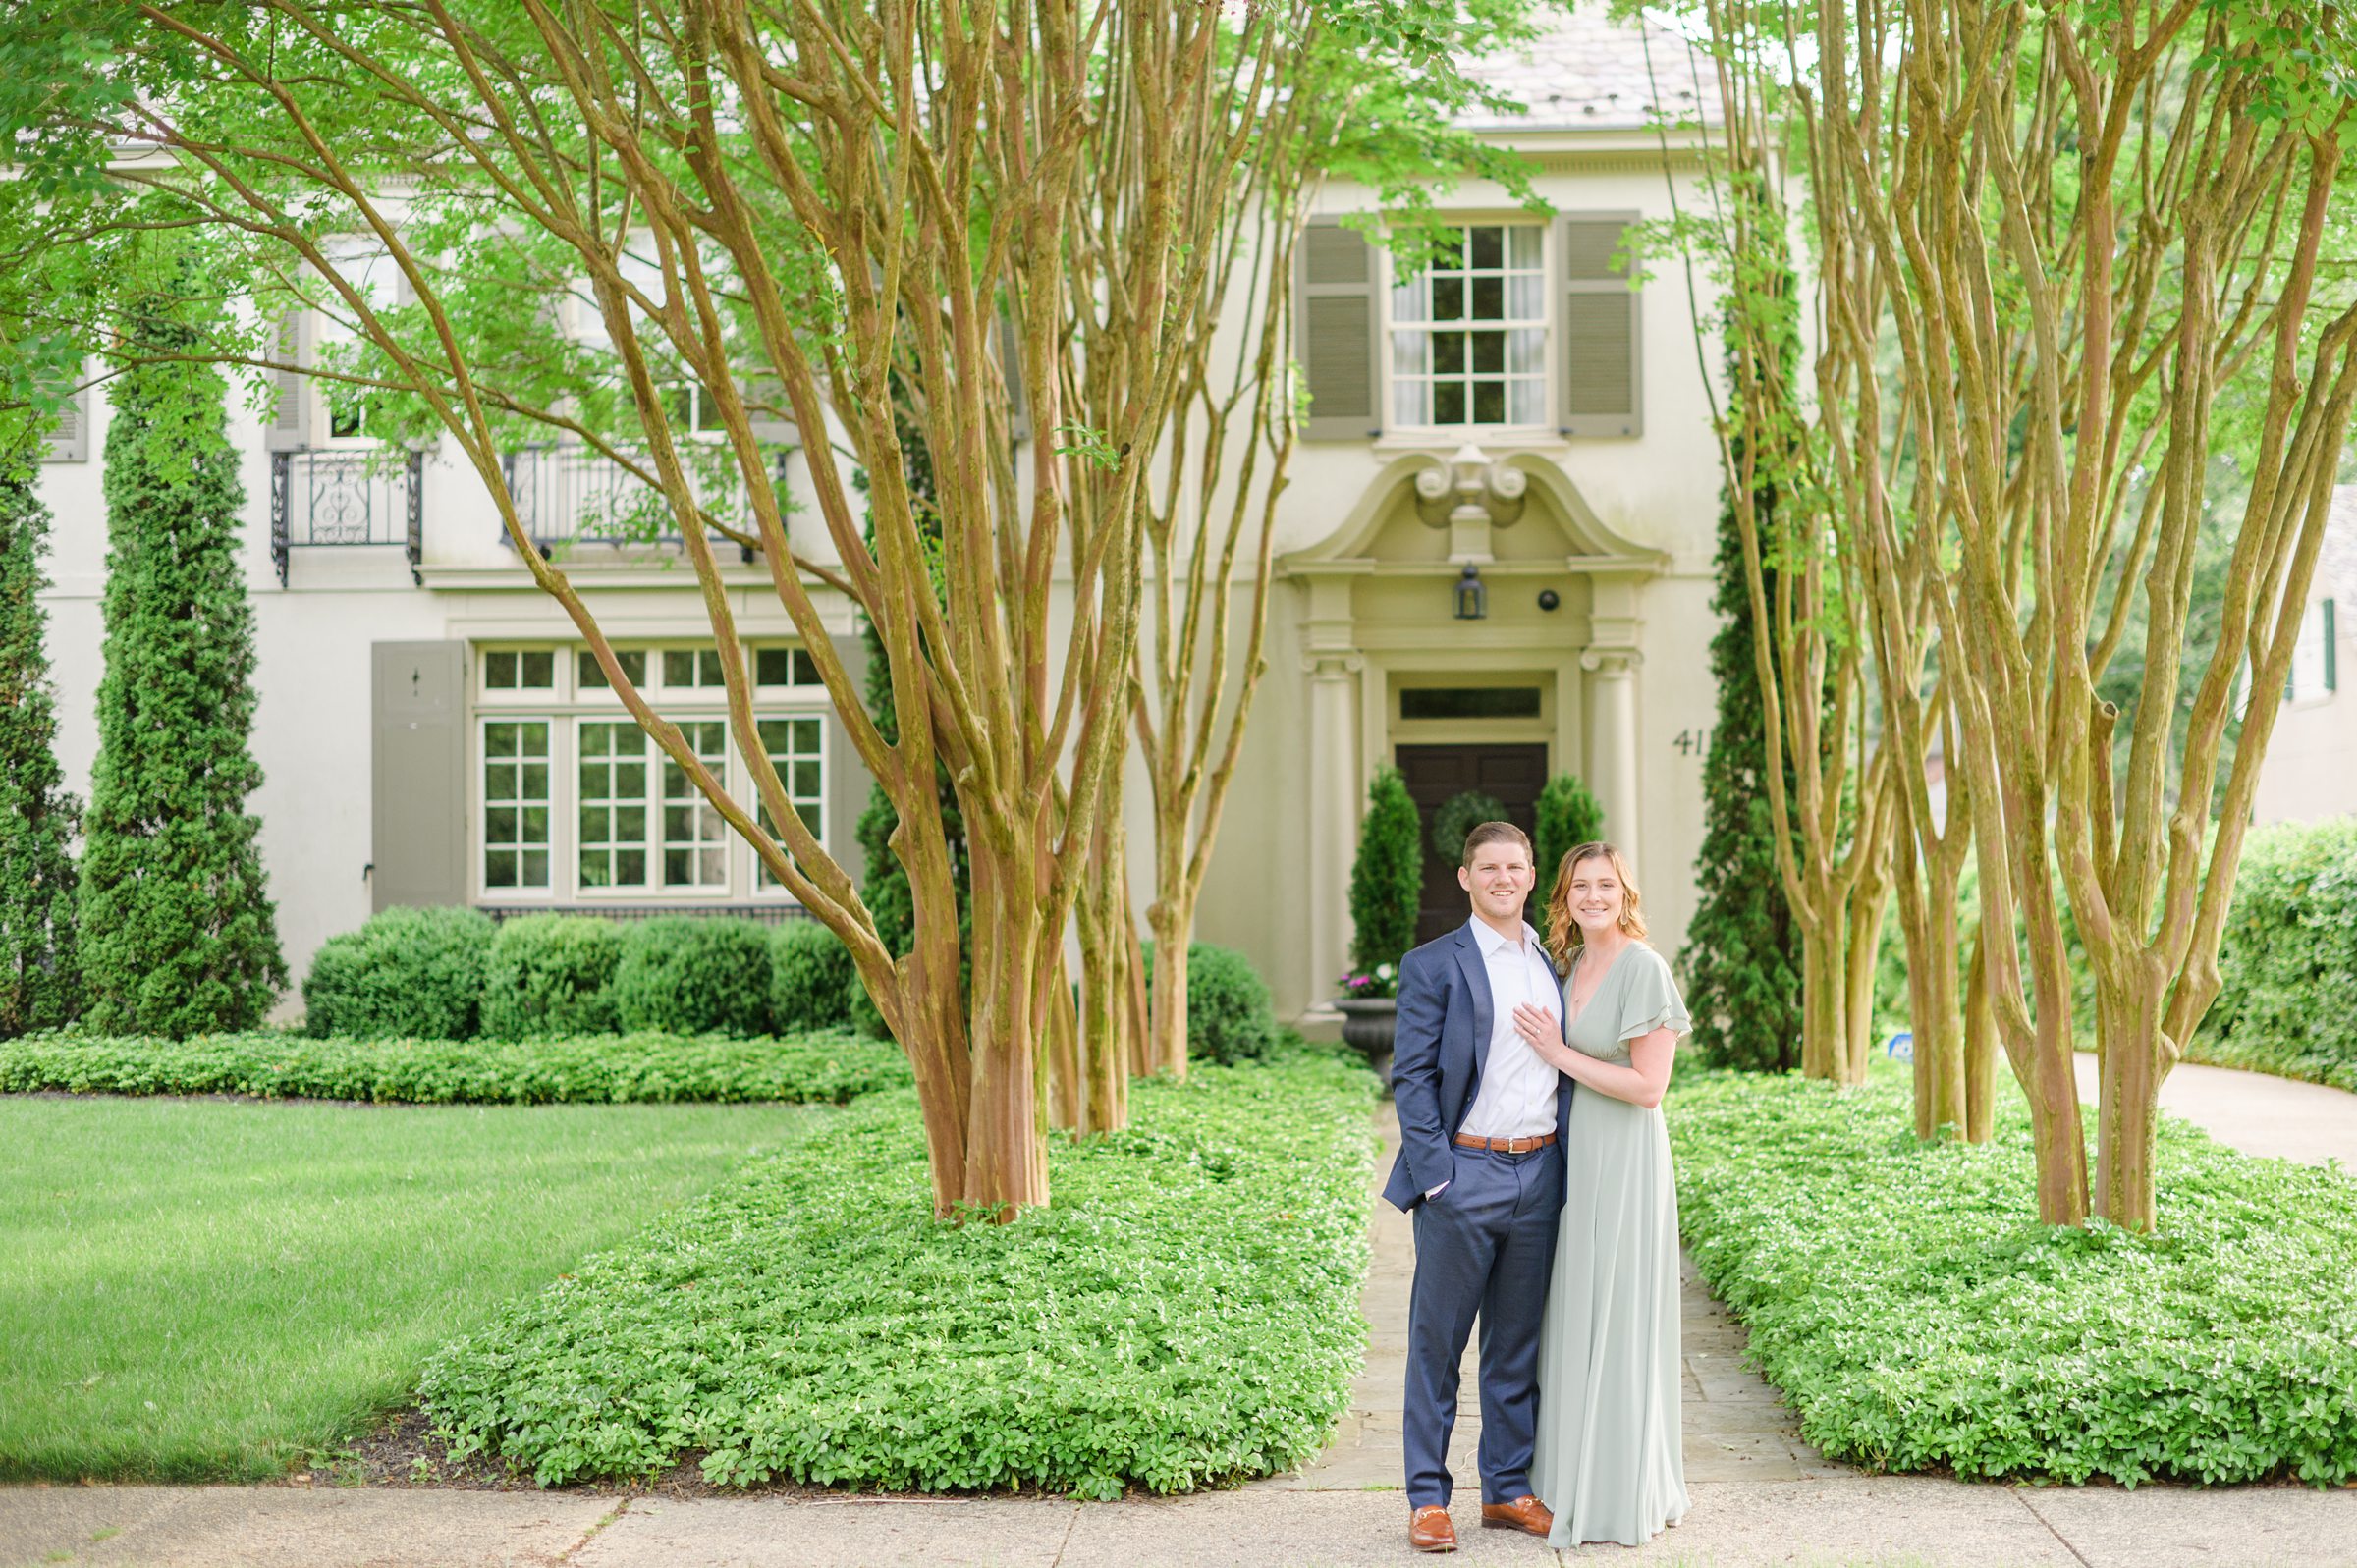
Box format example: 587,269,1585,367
78,299,287,1035
1678,332,1804,1072
1349,766,1423,980
0,451,81,1034
1533,774,1605,913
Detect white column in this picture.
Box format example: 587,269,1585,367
1582,647,1642,851
1303,651,1361,1021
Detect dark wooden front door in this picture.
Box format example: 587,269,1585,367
1396,742,1550,945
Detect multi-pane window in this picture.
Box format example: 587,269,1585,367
1390,225,1547,428
754,646,822,687
754,716,825,886
662,721,730,888
482,721,551,890
477,645,826,902
483,649,555,692
664,647,728,688
578,648,649,690
576,721,651,888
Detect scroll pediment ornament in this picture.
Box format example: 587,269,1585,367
1413,442,1527,563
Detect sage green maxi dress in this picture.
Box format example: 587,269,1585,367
1530,941,1692,1549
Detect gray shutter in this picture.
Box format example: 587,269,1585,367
266,312,313,452
825,633,876,866
1297,219,1380,441
372,640,468,912
1559,214,1642,438
41,382,88,463
997,309,1030,445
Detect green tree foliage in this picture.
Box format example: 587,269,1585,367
1678,335,1806,1073
77,299,286,1035
1349,767,1423,977
0,454,80,1034
1532,774,1604,911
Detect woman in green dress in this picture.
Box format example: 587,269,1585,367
1508,841,1690,1549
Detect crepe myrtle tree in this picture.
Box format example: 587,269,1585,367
1124,3,1547,1082
23,0,1545,1216
1670,0,2357,1224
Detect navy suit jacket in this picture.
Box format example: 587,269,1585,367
1382,920,1575,1213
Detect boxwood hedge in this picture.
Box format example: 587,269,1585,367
1671,1065,2357,1487
0,1029,908,1106
302,906,495,1041
417,1045,1379,1495
480,915,624,1040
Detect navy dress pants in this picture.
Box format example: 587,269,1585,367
1403,1142,1564,1509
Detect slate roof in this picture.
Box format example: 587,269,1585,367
1455,6,1722,132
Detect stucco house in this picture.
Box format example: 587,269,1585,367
33,12,1726,1027
2252,486,2357,829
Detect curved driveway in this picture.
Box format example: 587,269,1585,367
2072,1052,2357,1167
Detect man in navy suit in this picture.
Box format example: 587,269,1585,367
1385,820,1571,1553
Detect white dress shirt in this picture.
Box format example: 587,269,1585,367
1456,916,1563,1140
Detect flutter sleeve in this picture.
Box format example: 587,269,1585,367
1619,947,1693,1042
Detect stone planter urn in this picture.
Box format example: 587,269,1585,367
1336,998,1398,1088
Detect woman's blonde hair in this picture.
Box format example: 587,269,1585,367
1543,841,1649,972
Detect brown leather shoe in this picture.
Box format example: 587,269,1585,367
1408,1504,1457,1552
1480,1495,1554,1537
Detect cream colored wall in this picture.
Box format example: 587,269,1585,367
33,135,1728,1028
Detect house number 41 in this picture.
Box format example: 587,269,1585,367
1672,729,1712,757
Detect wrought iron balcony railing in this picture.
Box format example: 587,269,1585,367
269,449,423,586
500,443,782,561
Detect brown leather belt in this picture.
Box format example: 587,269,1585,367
1453,1131,1558,1154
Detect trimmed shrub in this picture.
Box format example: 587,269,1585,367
2201,818,2357,1092
0,457,81,1035
1145,940,1278,1066
1672,1063,2357,1486
417,1046,1379,1493
1,1028,907,1106
613,916,772,1037
77,300,286,1035
303,906,495,1041
481,915,622,1040
1348,766,1422,978
769,920,855,1033
1533,773,1605,913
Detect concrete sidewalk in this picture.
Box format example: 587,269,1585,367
9,1476,2357,1567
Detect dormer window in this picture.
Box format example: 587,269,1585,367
1389,225,1547,429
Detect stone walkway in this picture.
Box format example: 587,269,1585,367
1270,1120,1841,1493
9,1068,2357,1568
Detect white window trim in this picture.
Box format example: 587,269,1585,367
1381,218,1555,443
748,701,833,900
471,641,834,906
476,714,558,900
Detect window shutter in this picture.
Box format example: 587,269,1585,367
1296,218,1380,441
1559,214,1641,438
266,312,313,452
41,381,89,463
997,309,1030,445
825,634,875,866
372,640,469,911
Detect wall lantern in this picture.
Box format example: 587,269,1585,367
1454,563,1488,621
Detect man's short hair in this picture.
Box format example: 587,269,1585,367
1461,820,1533,868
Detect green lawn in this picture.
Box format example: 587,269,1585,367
0,1094,820,1481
